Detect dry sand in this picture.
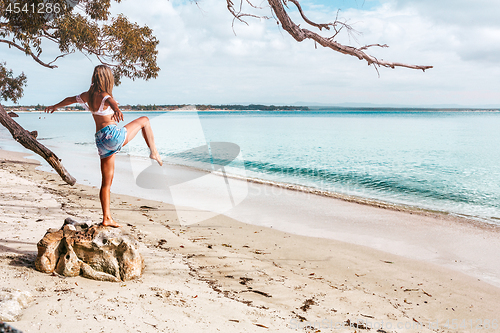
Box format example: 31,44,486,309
1,149,499,332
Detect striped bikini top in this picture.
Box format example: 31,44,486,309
76,94,114,116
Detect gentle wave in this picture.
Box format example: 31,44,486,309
170,157,486,223
146,153,499,225
242,159,476,203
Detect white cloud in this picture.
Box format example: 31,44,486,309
389,0,500,64
391,0,500,28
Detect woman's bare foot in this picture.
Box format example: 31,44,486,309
150,151,163,166
101,218,121,228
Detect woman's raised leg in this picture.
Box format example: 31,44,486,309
100,154,120,227
123,116,163,166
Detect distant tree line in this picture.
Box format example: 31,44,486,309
4,104,84,111
130,104,161,110
128,104,189,111
5,104,309,111
196,104,309,111
107,104,310,111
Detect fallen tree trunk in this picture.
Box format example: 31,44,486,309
0,104,76,185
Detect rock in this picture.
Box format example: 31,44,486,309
7,111,18,118
0,288,34,322
35,217,144,281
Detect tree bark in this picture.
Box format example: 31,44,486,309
0,104,76,185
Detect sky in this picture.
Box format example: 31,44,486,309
3,0,500,107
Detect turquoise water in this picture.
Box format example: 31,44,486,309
3,110,500,223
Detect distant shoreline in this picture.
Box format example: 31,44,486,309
3,104,310,112
6,107,500,113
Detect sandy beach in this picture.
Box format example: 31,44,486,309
1,149,500,332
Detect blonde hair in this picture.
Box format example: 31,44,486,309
88,65,114,111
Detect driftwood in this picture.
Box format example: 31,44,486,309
0,104,76,185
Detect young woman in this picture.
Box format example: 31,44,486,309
45,65,163,227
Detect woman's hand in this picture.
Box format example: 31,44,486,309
112,109,124,122
44,105,57,113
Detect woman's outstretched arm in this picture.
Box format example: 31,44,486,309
44,96,78,113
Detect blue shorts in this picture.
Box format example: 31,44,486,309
95,125,127,159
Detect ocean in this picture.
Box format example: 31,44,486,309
2,109,500,224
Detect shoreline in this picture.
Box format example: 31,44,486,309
1,122,500,283
7,140,500,227
10,109,500,226
213,167,500,228
6,108,500,113
2,143,500,287
1,149,500,332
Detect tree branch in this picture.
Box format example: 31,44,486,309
47,51,74,66
226,0,260,26
287,0,332,31
268,0,433,71
358,43,388,51
0,39,58,69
